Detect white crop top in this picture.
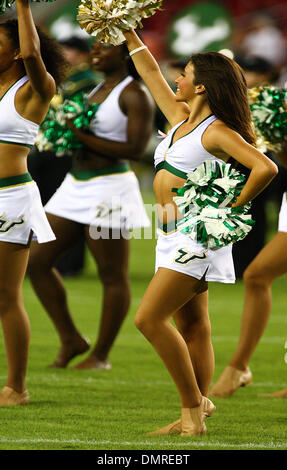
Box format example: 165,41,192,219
154,114,225,178
88,76,133,142
0,76,39,148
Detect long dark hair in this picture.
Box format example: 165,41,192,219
191,52,256,145
0,19,68,87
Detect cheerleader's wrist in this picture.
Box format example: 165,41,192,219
129,46,147,57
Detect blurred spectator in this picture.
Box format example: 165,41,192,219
235,55,280,87
28,37,101,277
240,14,286,67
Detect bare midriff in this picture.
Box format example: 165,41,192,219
153,169,186,224
0,143,30,178
72,148,127,172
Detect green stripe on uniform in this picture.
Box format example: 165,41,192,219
158,219,179,233
0,173,33,188
0,140,33,148
70,163,131,181
155,161,187,179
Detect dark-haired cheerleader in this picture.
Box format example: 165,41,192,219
28,40,154,371
210,150,287,399
0,0,66,406
122,29,278,435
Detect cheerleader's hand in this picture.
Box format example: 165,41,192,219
230,201,242,208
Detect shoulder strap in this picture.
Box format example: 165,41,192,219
87,81,105,99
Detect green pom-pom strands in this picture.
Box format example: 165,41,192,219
173,160,255,250
0,1,13,14
248,86,287,153
0,0,55,15
35,92,99,157
172,86,287,248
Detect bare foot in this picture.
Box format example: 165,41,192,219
48,337,90,368
73,356,112,370
259,387,287,398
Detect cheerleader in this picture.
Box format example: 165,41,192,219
28,40,154,370
0,0,66,406
210,149,287,399
122,30,278,435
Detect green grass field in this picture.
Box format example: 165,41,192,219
0,193,286,451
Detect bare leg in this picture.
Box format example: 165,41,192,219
173,285,214,397
210,232,287,398
230,232,287,370
135,267,205,408
74,228,130,369
0,242,30,394
134,268,217,435
28,214,90,367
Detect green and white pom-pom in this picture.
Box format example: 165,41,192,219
35,92,99,157
0,0,55,14
173,160,255,250
248,86,287,153
77,0,163,45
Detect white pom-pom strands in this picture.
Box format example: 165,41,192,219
173,160,255,250
77,0,163,46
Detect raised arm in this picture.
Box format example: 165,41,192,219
123,30,189,126
15,0,55,100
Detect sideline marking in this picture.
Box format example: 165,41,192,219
0,376,285,389
0,438,285,449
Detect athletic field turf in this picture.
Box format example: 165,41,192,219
0,194,286,451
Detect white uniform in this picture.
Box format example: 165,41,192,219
0,76,55,245
154,115,235,283
45,76,150,230
278,191,287,233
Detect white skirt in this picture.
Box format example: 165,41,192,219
155,225,235,284
0,174,56,245
278,191,287,233
45,168,150,229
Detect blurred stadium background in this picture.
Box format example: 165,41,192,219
3,0,287,171
29,0,287,151
3,1,287,73
15,0,287,65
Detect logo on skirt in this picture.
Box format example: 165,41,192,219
174,248,208,265
0,213,25,233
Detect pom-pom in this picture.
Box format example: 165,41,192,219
173,160,255,250
77,0,163,45
35,92,99,157
248,86,287,153
0,0,55,15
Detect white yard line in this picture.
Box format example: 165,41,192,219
0,375,285,389
0,437,285,449
111,334,286,344
211,336,284,343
